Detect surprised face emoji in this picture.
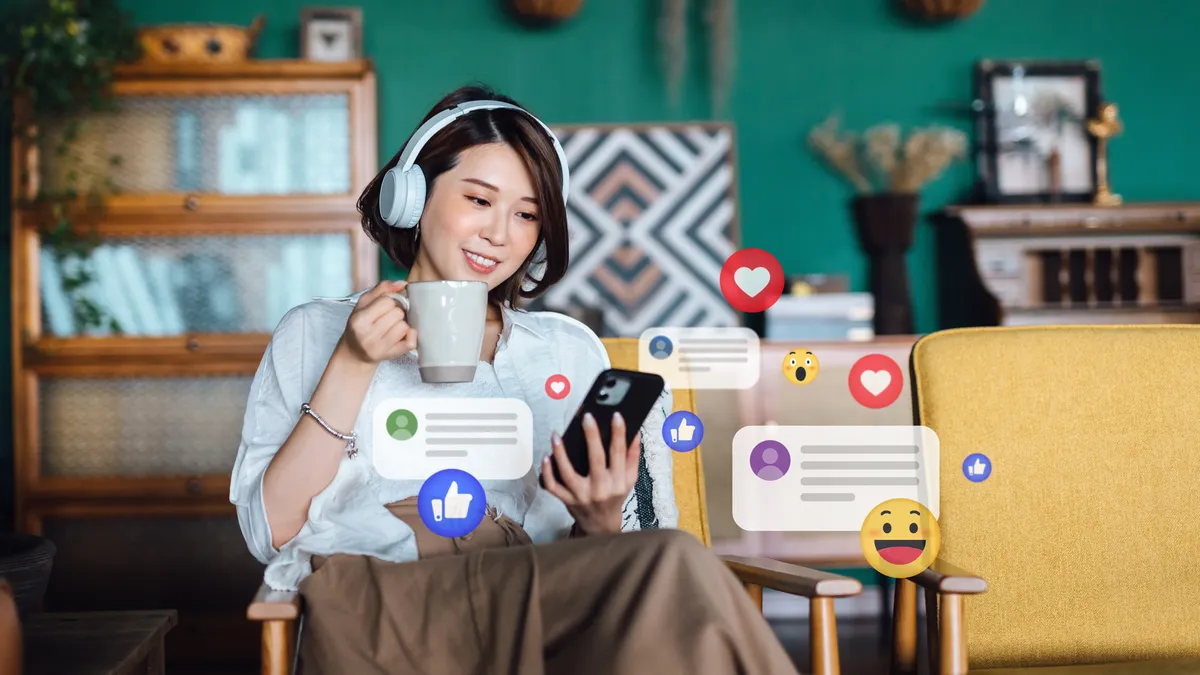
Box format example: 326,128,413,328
782,350,819,386
860,498,941,579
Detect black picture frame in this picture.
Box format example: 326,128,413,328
974,59,1102,204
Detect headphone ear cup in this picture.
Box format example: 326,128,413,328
401,167,427,229
379,167,403,226
378,166,427,229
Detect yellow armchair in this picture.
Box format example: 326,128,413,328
250,337,863,675
895,325,1200,675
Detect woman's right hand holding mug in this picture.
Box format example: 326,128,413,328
337,280,417,366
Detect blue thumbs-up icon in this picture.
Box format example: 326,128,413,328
962,453,991,483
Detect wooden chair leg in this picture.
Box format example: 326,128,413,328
938,593,967,675
809,597,840,675
262,620,295,675
890,578,918,675
925,586,940,675
743,582,764,612
878,572,892,651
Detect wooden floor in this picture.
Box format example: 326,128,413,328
773,616,926,675
170,617,922,675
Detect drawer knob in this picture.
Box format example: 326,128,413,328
184,195,199,211
186,478,203,495
186,338,200,351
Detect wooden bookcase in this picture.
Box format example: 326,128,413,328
8,59,379,666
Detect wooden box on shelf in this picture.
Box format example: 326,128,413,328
8,59,379,668
944,202,1200,326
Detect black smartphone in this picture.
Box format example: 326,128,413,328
541,368,665,487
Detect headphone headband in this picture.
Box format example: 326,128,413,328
395,100,570,201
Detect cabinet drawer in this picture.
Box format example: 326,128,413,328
39,232,352,337
975,243,1024,279
983,277,1028,308
39,375,253,478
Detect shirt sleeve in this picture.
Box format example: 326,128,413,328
230,307,309,564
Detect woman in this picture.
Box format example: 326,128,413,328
231,85,798,675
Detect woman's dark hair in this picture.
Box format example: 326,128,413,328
357,84,569,307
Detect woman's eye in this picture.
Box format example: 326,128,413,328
517,211,539,221
467,195,490,207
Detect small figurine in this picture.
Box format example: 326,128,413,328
1086,103,1123,206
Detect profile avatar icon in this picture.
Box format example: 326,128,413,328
649,336,674,360
749,440,791,481
386,408,419,441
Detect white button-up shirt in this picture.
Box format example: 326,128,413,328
230,293,679,591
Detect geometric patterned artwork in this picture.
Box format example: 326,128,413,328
532,124,741,337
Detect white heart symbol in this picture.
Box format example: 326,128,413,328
860,370,891,396
550,381,565,394
733,266,770,297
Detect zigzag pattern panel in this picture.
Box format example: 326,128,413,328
532,124,740,337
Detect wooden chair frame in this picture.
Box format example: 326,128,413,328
889,561,988,675
250,554,862,675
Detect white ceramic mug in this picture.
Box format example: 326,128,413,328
386,280,488,383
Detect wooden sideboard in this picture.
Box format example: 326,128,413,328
942,203,1200,326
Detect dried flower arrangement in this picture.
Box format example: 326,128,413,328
658,0,736,115
807,115,968,194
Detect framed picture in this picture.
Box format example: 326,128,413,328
974,60,1102,204
300,7,363,62
528,122,741,337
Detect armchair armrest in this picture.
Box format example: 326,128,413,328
911,559,987,595
248,582,301,621
720,555,862,598
721,557,859,675
249,582,302,675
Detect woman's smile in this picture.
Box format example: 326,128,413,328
463,249,500,274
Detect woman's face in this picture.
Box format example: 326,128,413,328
416,142,542,290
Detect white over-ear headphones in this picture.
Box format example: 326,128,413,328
378,100,570,265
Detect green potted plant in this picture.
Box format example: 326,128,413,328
1,0,141,335
808,115,967,335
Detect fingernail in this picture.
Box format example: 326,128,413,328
613,411,625,425
551,432,562,446
583,413,596,429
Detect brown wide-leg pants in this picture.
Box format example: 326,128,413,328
298,498,798,675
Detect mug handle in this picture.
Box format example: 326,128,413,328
385,292,410,312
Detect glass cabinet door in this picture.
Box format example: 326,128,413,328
39,232,354,337
38,375,253,478
37,93,353,198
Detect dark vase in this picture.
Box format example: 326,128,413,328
852,193,919,336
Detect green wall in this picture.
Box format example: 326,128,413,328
4,0,1200,526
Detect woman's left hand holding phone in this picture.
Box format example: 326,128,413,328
541,412,641,536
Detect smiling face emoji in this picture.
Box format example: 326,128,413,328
782,350,819,385
860,498,940,578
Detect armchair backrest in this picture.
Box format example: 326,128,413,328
911,325,1200,669
602,338,709,546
